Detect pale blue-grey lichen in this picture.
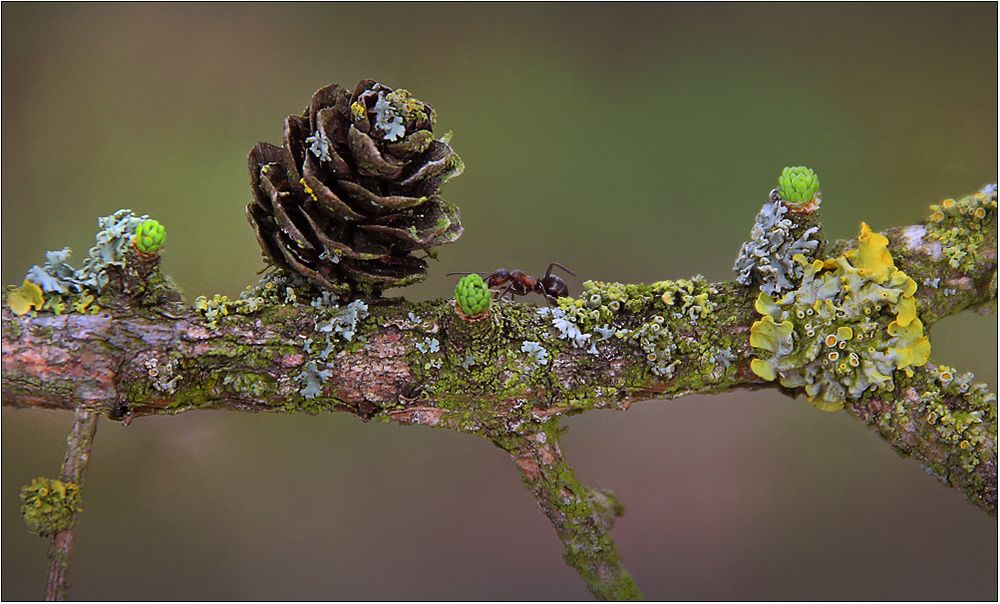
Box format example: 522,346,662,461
315,300,369,342
542,307,593,349
734,199,820,294
306,129,333,162
521,340,550,366
593,325,616,341
318,249,341,264
26,209,149,294
373,92,406,142
297,361,332,400
416,337,440,354
707,346,737,370
293,299,370,399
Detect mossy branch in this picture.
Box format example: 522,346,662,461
495,421,642,600
2,186,996,600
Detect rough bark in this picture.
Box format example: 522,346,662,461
3,190,996,599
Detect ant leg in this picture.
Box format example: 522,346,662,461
544,262,577,279
494,284,513,300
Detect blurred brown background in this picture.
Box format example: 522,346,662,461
2,3,997,600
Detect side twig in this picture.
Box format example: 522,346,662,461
496,423,643,601
45,408,99,601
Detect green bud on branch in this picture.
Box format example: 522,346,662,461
778,166,821,206
455,273,491,319
134,219,166,254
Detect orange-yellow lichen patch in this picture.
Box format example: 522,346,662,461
7,280,44,316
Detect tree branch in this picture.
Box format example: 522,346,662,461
3,186,996,599
46,407,99,601
496,422,642,600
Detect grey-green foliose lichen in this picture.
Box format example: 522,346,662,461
734,197,821,295
7,209,176,317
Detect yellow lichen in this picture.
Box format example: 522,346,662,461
846,222,894,284
350,101,366,120
750,358,776,381
895,296,917,327
749,221,930,409
7,280,44,316
749,315,793,354
299,178,318,202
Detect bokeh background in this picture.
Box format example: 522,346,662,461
2,3,997,600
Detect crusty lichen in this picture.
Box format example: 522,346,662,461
926,184,997,273
20,477,82,537
918,366,996,473
750,222,930,411
550,277,727,380
872,363,997,511
494,423,643,601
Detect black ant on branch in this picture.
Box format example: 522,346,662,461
448,263,576,305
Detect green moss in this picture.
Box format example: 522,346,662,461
222,373,268,398
20,477,82,537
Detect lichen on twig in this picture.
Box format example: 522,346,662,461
2,173,996,600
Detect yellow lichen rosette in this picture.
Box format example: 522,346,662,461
749,222,930,411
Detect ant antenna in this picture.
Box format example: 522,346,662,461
447,271,487,277
544,262,576,279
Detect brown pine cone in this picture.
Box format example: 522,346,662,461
246,79,464,297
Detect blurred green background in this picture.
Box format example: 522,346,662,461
2,3,997,600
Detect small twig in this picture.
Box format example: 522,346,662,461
497,424,643,601
45,407,99,602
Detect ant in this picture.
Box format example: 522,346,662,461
449,263,576,305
